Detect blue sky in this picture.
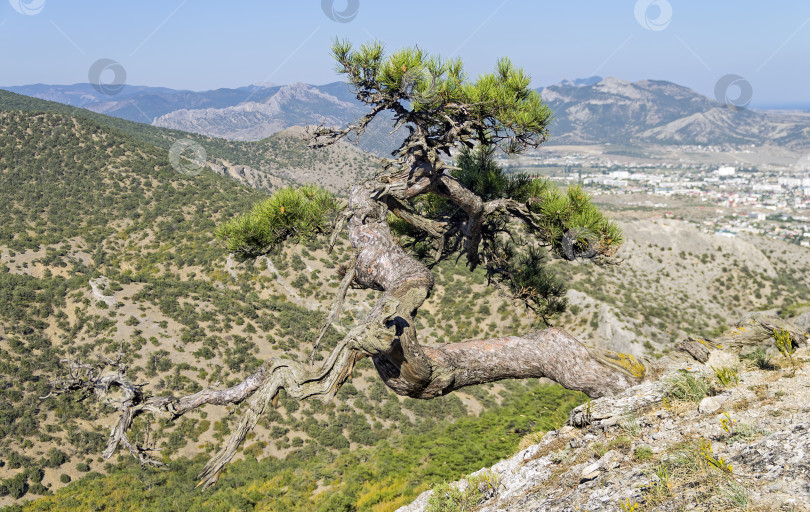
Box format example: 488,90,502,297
1,1,809,107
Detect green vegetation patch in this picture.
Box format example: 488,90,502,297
8,384,584,512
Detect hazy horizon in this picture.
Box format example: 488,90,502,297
2,1,809,109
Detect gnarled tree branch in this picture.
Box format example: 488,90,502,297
52,42,649,491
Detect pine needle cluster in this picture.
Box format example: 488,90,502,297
215,185,340,258
330,39,552,155
388,145,623,321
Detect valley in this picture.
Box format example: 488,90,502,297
0,77,808,511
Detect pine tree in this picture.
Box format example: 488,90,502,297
59,42,648,488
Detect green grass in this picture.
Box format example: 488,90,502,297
426,471,500,512
742,348,777,371
634,445,654,462
712,366,740,388
665,372,711,403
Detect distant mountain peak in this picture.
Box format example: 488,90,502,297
592,76,646,99
555,76,602,88
263,82,353,108
595,76,631,87
535,76,809,147
150,81,361,141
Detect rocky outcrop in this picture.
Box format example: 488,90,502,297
89,277,117,307
152,83,360,141
207,160,288,191
399,315,810,511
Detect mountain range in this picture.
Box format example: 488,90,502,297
5,77,810,151
538,76,810,148
2,77,810,510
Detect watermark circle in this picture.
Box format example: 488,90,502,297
561,228,600,260
321,0,359,23
714,74,753,109
401,66,441,106
88,58,127,96
169,139,207,176
9,0,45,15
634,0,672,31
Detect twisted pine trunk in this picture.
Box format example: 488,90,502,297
345,182,645,400
62,181,648,489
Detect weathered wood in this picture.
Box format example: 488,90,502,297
49,47,655,487
50,178,651,489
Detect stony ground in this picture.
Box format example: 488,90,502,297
399,314,810,512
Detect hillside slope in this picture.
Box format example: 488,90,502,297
552,215,810,358
401,312,810,511
0,90,381,194
0,106,570,509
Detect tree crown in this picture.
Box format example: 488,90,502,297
220,42,622,322
326,39,552,160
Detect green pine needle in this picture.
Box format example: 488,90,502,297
216,186,340,258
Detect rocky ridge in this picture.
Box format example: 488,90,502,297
538,77,810,148
399,312,810,511
152,82,360,141
9,77,810,152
